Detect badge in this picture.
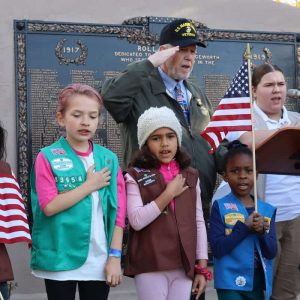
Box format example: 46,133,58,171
137,173,156,186
52,158,73,171
200,106,209,115
235,276,246,287
224,213,245,225
224,202,238,211
51,148,66,155
196,98,202,106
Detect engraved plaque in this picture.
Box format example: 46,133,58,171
14,17,300,201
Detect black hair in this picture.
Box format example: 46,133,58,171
129,145,191,170
222,140,253,172
0,122,6,160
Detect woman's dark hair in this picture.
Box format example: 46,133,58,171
222,140,253,172
0,122,7,160
129,145,191,170
252,63,284,88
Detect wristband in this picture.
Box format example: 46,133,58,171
109,248,122,258
194,265,213,281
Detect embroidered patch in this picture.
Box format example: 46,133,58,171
235,276,246,287
137,173,156,186
52,158,74,171
133,167,150,173
51,148,66,155
224,213,245,225
224,202,238,211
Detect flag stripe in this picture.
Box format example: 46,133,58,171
0,175,31,244
219,97,251,104
204,120,252,127
217,103,251,110
210,114,252,121
213,109,250,116
203,125,252,132
0,225,30,234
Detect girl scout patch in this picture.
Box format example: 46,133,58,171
235,276,246,287
224,213,245,226
137,173,156,186
52,158,74,171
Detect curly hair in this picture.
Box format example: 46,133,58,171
129,145,191,170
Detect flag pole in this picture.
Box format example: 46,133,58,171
244,43,258,212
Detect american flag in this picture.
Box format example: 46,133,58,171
201,60,252,153
0,173,31,244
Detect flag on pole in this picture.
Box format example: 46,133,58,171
201,60,252,153
0,173,31,244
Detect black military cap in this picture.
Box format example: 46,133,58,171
159,18,206,48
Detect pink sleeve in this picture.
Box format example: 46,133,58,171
125,173,161,231
34,152,58,210
115,168,126,228
196,179,208,260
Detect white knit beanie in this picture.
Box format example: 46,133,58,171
137,106,182,149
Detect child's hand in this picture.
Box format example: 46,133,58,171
165,174,189,198
246,212,264,233
85,165,111,192
105,257,122,287
192,274,206,299
252,212,264,234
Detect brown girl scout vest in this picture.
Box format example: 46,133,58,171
124,166,198,279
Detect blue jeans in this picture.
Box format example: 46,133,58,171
0,282,10,300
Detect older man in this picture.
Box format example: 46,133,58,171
102,18,218,217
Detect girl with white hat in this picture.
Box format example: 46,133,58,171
123,106,212,300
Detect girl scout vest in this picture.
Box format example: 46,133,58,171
124,166,198,279
214,193,276,300
30,137,118,271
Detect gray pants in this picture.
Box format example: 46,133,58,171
271,215,300,300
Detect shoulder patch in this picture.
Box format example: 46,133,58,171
51,148,66,155
224,202,238,211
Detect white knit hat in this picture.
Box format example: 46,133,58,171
137,106,182,149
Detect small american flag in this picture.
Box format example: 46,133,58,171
0,173,31,244
201,60,252,153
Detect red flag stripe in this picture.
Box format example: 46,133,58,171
211,114,252,121
217,103,251,110
0,204,27,213
0,195,24,203
0,215,29,223
0,225,30,234
202,125,252,132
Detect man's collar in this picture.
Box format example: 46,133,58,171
158,67,184,91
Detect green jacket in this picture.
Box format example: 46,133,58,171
30,137,118,271
102,59,217,206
